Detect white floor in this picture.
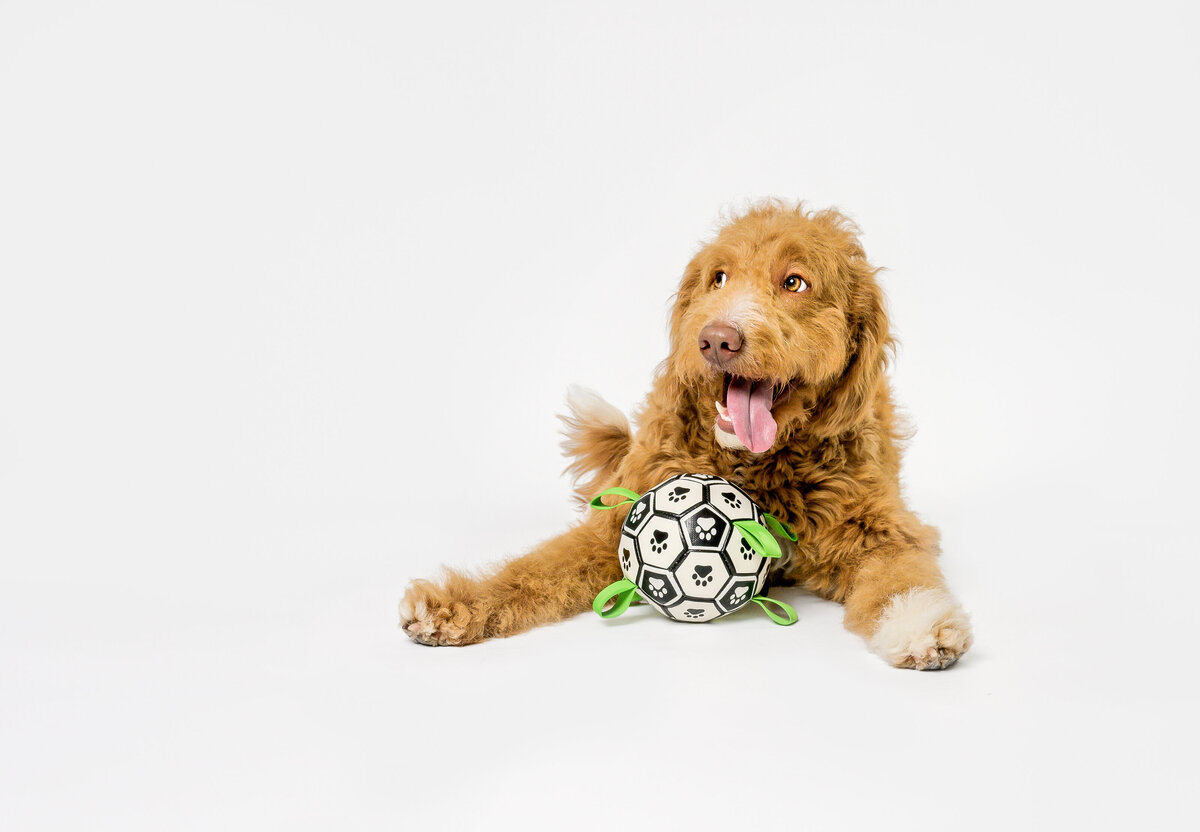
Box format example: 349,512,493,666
4,465,1196,830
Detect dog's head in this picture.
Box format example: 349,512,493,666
667,202,891,453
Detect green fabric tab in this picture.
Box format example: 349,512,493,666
751,595,798,626
763,513,798,542
588,487,642,510
733,520,782,558
593,578,638,618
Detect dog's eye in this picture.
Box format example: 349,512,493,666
783,275,809,293
713,271,727,289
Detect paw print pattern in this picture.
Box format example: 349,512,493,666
695,516,718,542
621,548,632,570
720,490,742,509
650,530,670,554
666,486,690,503
684,608,705,619
647,577,669,600
692,565,713,586
727,585,748,606
626,500,647,527
681,508,729,550
739,537,755,560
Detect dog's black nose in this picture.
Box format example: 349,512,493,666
698,322,742,368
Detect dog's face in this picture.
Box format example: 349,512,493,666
668,204,890,453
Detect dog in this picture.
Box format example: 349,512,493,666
399,201,972,669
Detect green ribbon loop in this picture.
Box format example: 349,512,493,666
733,520,782,559
593,578,639,618
588,487,642,510
751,595,798,626
762,513,798,542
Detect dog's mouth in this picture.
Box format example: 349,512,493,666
714,374,792,454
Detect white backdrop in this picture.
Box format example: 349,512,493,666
2,1,1198,829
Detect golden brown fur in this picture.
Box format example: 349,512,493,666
400,201,972,669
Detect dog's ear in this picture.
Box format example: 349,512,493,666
668,255,705,350
808,261,891,437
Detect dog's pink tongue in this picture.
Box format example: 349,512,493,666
726,376,777,454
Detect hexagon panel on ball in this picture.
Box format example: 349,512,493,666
653,479,706,517
618,532,640,581
624,492,653,534
665,600,723,622
730,529,767,575
715,577,759,613
639,565,683,607
706,482,758,522
636,515,686,569
674,549,731,600
679,504,731,551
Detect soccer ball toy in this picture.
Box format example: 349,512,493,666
589,474,798,625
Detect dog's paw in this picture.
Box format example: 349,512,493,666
399,579,487,646
868,587,973,670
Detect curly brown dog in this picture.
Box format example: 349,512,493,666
400,201,972,669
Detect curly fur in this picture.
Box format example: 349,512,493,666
400,201,972,669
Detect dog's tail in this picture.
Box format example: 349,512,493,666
559,385,633,504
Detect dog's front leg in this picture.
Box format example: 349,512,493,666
399,514,621,646
831,513,973,670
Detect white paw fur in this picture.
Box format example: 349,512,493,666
400,600,453,643
868,587,973,670
398,595,432,640
399,587,472,646
398,594,441,642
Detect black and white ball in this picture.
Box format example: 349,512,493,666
618,473,775,622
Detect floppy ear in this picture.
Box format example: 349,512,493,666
807,267,891,437
668,255,705,351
